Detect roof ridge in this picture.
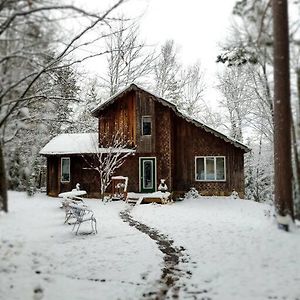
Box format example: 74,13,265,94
91,83,250,152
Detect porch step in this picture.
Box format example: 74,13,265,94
126,196,144,205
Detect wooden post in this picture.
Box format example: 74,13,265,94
272,0,294,226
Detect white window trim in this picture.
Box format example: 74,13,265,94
194,156,226,182
61,157,70,183
142,115,152,136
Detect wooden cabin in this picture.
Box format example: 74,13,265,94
40,83,250,198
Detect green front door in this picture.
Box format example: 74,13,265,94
140,157,156,193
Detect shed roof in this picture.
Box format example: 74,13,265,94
39,133,135,155
91,83,250,152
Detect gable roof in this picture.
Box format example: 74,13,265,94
39,133,135,155
91,83,250,152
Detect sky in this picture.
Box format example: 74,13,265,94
74,0,238,104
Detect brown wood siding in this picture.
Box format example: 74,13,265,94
96,89,245,197
173,115,245,197
47,155,101,198
69,156,100,198
114,155,139,192
136,91,156,153
155,102,173,190
98,90,136,147
46,88,246,198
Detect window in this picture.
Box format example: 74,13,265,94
61,157,70,182
195,156,226,181
142,116,152,136
143,160,154,189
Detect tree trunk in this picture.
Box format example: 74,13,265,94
294,68,300,219
297,68,300,138
292,118,300,218
0,143,8,212
272,0,294,222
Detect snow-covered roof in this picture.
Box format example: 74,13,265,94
39,133,135,155
91,83,251,152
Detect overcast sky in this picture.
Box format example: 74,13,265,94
74,0,237,104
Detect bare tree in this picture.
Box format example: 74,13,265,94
102,17,155,96
0,0,125,212
217,66,254,142
68,76,102,134
83,132,135,200
216,0,275,204
153,41,209,122
179,62,206,120
153,40,182,103
217,0,274,136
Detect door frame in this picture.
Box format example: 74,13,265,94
139,157,157,193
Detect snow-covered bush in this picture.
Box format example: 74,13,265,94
184,187,200,199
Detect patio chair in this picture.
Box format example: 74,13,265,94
62,199,87,224
68,204,97,235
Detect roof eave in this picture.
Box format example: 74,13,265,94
91,83,251,152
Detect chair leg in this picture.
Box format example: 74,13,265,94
76,222,81,235
90,219,94,233
65,213,71,224
72,221,77,232
93,218,97,234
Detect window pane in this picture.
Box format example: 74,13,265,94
196,158,205,180
62,158,70,182
142,117,151,135
216,157,225,180
143,160,153,188
206,157,215,180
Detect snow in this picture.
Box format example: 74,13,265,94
39,133,135,155
132,197,300,300
39,133,98,155
127,191,171,200
1,192,300,300
0,192,161,300
58,190,87,198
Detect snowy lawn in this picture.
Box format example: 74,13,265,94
1,192,300,300
0,192,161,300
132,197,300,300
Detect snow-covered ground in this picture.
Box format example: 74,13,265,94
1,192,300,300
132,197,300,300
0,192,161,300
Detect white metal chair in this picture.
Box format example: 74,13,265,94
68,204,97,235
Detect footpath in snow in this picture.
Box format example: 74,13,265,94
1,192,300,300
